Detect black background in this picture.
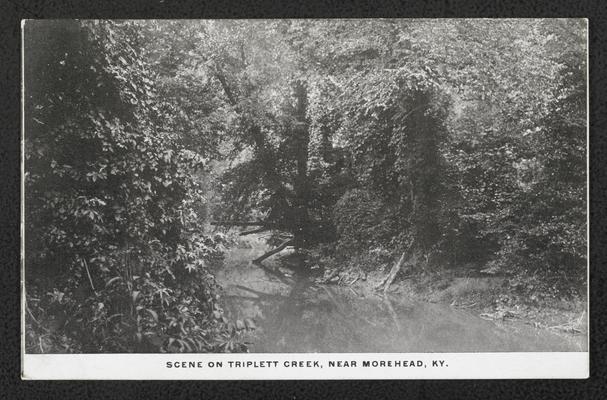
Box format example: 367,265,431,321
1,1,605,398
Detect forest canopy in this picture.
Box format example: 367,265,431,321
24,19,587,353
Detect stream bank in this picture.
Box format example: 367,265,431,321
213,236,587,353
313,253,588,346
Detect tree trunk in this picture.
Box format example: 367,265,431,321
215,72,311,246
292,80,311,248
214,71,293,215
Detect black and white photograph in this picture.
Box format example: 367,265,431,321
21,19,588,379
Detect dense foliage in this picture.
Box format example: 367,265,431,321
24,21,238,353
310,21,585,296
24,20,586,353
202,20,586,295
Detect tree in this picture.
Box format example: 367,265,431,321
166,21,345,253
440,20,587,295
24,20,230,353
24,19,587,350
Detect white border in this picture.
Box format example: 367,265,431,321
22,352,589,380
20,19,591,381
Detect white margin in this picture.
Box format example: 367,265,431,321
22,352,589,380
19,18,591,381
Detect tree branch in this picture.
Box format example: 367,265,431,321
80,257,98,296
253,239,294,265
211,221,273,227
215,70,237,106
240,227,272,236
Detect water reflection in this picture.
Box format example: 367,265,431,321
215,244,586,353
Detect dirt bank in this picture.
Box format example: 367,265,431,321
314,262,588,348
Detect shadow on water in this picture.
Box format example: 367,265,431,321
215,238,586,353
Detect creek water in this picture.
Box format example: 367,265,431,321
215,237,586,353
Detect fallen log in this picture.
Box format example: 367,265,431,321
252,239,294,265
211,221,272,227
376,242,417,293
239,227,271,236
378,251,407,293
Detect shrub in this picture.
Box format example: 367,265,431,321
333,189,398,257
23,21,234,353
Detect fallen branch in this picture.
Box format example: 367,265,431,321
252,239,294,265
81,257,98,296
376,252,406,292
211,221,273,227
240,227,271,236
377,242,417,293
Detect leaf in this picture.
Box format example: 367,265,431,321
132,290,141,303
147,309,158,323
105,276,122,288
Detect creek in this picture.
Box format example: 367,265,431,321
215,236,586,353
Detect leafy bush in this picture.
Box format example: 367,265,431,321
333,189,398,257
24,21,235,353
